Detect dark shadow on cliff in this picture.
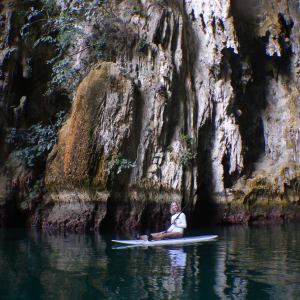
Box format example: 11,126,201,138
228,0,294,177
191,106,219,227
178,6,218,227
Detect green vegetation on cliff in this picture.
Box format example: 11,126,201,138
6,111,65,168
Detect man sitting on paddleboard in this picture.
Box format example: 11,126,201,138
138,201,187,241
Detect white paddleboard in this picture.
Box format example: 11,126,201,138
111,235,218,247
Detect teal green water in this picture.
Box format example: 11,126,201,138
0,224,299,300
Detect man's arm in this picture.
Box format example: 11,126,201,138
174,213,187,229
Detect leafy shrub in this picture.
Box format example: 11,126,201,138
181,134,195,148
180,135,197,165
6,111,65,168
166,145,173,152
113,153,136,174
41,0,60,17
180,150,197,165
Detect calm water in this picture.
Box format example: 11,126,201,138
0,224,299,300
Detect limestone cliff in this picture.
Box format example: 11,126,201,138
0,0,299,232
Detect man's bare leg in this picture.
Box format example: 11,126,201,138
138,231,165,241
138,231,182,241
152,232,182,240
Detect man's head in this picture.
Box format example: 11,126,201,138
170,201,180,214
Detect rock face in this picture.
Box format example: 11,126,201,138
0,0,299,231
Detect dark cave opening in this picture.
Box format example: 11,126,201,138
0,195,28,228
8,62,30,125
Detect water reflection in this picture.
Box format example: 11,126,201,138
0,224,300,300
168,248,187,269
162,248,187,297
214,225,300,300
